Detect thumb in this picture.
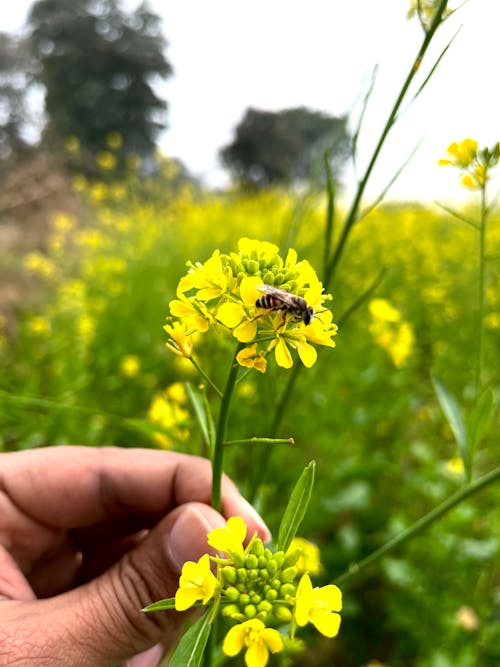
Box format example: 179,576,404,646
1,502,225,667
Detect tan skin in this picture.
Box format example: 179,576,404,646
0,446,270,667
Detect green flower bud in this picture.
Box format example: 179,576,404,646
274,551,285,568
281,566,297,583
244,604,257,618
237,568,248,583
259,258,267,270
273,604,292,622
247,259,259,274
237,271,246,282
223,586,240,602
237,583,246,593
222,566,237,584
239,593,250,606
250,539,265,558
257,600,273,614
246,554,259,570
280,583,296,598
233,553,246,568
248,569,259,581
271,578,281,590
258,556,267,568
262,271,275,285
259,568,269,580
265,589,278,602
222,604,241,619
267,560,278,576
264,548,273,560
282,549,300,568
250,592,262,604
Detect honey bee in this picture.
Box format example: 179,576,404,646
255,284,316,325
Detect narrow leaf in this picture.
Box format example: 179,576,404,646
468,388,495,452
277,461,316,552
432,376,468,464
142,597,176,612
169,611,211,667
186,383,216,456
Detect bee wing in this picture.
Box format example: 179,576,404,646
256,284,297,307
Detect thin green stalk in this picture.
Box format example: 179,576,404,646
475,184,487,398
334,464,500,587
247,362,302,504
189,356,223,397
211,343,243,512
224,437,294,447
323,0,449,291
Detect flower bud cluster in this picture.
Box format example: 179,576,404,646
220,537,301,624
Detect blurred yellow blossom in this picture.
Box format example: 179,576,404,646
369,299,414,367
147,384,189,449
439,139,500,190
24,252,56,279
120,354,141,378
64,135,80,153
28,315,51,336
455,605,480,632
96,150,117,171
287,537,322,577
106,131,123,150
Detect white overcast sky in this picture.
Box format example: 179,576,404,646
2,1,499,202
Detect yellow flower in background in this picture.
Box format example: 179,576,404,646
439,139,500,190
294,574,342,638
174,554,219,611
28,315,51,336
148,384,189,449
96,150,117,171
120,354,141,378
288,537,322,577
444,457,465,477
106,131,123,150
407,0,453,29
222,619,284,667
167,238,337,371
64,135,80,153
369,299,414,367
24,252,56,279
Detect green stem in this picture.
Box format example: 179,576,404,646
333,464,500,587
247,362,302,503
189,356,223,397
211,343,243,512
323,0,449,291
475,184,487,399
224,437,294,446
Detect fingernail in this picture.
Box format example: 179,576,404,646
164,506,214,574
238,496,272,543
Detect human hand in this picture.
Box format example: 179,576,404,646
0,446,270,666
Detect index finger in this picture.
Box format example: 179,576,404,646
0,446,270,540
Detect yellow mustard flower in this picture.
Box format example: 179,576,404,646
236,342,267,373
439,139,499,190
120,354,141,378
167,238,337,371
174,554,219,611
96,150,117,171
207,516,247,557
294,573,342,638
288,537,322,577
24,252,56,279
64,135,80,153
222,619,284,667
163,321,194,357
28,315,51,336
106,131,123,150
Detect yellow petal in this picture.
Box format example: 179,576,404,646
233,319,258,343
260,628,284,653
174,586,199,611
316,584,342,610
245,643,269,667
217,302,245,328
223,624,245,657
240,276,262,307
275,338,293,368
310,609,341,638
296,341,317,368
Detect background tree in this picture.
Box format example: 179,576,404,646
220,106,350,189
28,0,172,171
0,32,37,163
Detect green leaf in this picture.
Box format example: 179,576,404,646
186,382,216,456
276,460,315,552
141,597,176,612
169,611,212,667
468,388,495,452
432,376,468,464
